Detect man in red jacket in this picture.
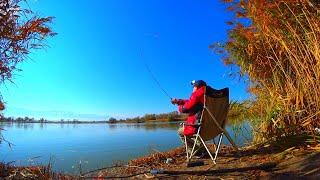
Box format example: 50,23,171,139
171,80,206,142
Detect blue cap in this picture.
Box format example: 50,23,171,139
191,80,207,87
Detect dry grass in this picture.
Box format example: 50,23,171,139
129,147,185,168
219,0,320,144
0,163,75,180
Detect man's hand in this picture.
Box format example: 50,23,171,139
171,98,178,105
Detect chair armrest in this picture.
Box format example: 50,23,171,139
181,123,201,126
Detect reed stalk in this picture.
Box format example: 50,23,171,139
220,0,320,144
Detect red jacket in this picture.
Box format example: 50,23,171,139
176,86,205,136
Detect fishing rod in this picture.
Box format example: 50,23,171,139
144,62,172,100
140,51,172,100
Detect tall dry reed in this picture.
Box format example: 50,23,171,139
218,0,320,144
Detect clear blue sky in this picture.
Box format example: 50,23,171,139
1,0,249,120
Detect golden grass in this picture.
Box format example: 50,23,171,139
221,0,320,144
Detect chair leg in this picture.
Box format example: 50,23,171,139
184,135,189,161
214,133,223,162
190,138,202,158
204,107,239,152
198,136,216,164
223,129,239,153
213,138,216,146
212,138,217,152
188,127,202,160
189,135,199,159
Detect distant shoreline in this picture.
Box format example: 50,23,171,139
0,118,184,124
0,111,185,124
0,120,108,124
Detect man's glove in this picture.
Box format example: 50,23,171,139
171,98,178,105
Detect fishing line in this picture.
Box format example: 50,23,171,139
143,62,172,100
140,51,172,100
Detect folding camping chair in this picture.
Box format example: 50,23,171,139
183,86,239,164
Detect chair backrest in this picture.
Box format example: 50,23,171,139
199,86,229,141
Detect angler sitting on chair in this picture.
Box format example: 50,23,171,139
171,80,206,145
172,80,239,164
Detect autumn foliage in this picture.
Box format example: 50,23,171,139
0,0,55,109
216,0,320,143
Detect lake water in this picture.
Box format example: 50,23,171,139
0,122,252,174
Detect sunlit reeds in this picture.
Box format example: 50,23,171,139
219,0,320,144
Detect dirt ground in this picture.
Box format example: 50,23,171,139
1,143,319,179
83,144,320,179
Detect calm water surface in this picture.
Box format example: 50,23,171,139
0,122,251,174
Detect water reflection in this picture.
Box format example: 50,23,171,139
0,121,252,174
228,122,252,146
107,122,180,131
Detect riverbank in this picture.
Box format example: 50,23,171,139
1,142,319,179
1,122,318,179
82,141,320,179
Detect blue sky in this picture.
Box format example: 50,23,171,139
1,0,249,120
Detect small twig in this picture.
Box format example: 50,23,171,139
28,156,41,162
80,164,145,177
156,162,277,175
151,148,162,153
124,165,145,168
80,165,124,176
1,134,14,148
78,160,82,175
83,171,147,179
